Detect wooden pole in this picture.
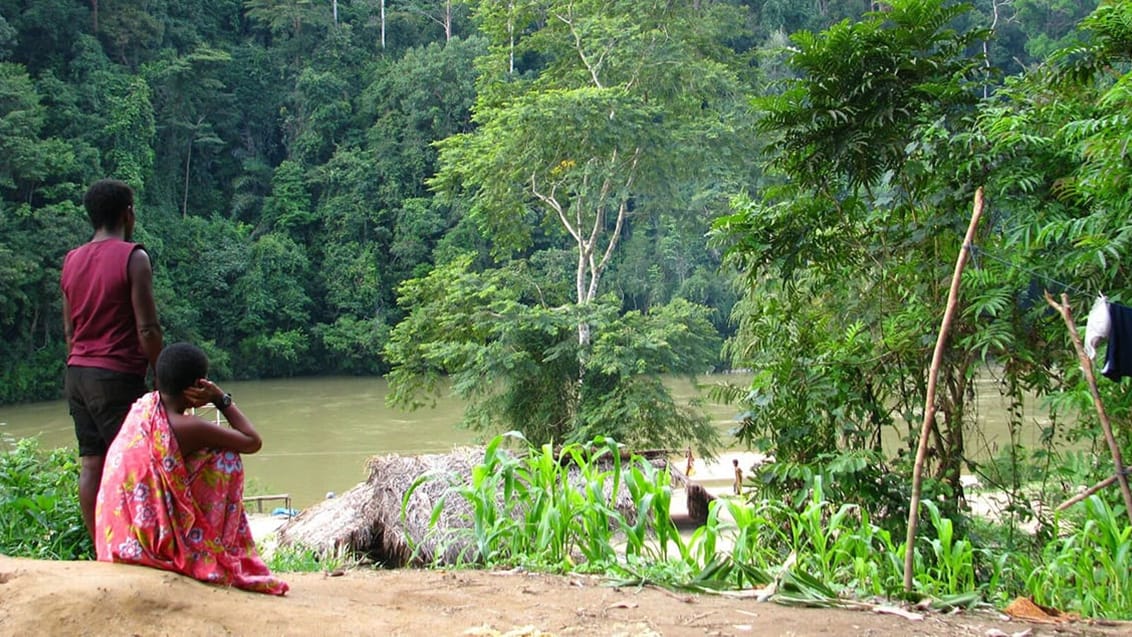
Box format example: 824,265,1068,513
903,187,985,593
1044,291,1132,525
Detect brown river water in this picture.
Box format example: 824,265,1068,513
0,372,1050,509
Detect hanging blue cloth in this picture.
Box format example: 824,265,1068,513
1102,302,1132,381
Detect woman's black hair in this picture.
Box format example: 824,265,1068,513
157,343,209,396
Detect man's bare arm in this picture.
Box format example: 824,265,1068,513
128,248,163,373
61,295,74,356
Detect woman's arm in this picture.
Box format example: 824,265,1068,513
173,380,263,456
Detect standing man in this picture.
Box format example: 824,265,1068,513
61,179,163,541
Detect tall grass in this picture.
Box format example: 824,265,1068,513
266,543,354,573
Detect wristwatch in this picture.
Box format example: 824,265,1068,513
213,392,233,411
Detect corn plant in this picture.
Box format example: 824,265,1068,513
563,441,621,566
462,432,530,564
618,453,685,562
788,477,862,584
840,508,904,597
1026,496,1132,618
417,434,678,572
687,478,907,598
911,500,978,597
694,497,789,573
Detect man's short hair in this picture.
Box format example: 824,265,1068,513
157,343,209,396
83,179,134,231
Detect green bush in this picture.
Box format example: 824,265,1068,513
0,437,92,560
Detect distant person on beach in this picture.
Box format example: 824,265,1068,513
95,343,288,595
732,458,743,496
62,178,163,541
685,447,695,477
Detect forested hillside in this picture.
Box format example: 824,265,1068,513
0,0,1097,408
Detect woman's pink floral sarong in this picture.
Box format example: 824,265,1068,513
95,391,288,595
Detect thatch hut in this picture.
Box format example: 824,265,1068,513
278,446,483,566
277,446,671,567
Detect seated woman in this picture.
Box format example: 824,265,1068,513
95,342,288,595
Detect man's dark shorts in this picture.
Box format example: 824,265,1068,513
66,366,147,457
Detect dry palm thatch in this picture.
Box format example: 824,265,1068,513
277,446,673,567
278,446,483,567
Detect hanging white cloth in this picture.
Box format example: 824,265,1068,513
1085,295,1111,361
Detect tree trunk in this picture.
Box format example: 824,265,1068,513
508,2,515,74
183,117,204,219
29,305,39,354
445,0,452,41
182,139,192,219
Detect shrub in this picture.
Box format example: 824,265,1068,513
0,437,92,560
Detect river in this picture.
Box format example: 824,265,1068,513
0,375,754,508
0,372,1052,508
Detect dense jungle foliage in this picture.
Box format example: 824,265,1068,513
7,0,1132,615
0,0,1088,389
2,0,1127,500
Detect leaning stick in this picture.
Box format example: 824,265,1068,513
1057,468,1131,512
1044,291,1132,525
903,187,985,593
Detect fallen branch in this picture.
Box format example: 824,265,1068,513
871,605,925,621
1057,466,1132,512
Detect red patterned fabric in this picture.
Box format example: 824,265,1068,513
95,392,288,595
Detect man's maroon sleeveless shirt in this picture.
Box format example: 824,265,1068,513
61,239,148,376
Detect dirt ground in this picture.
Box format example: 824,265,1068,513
2,555,1131,637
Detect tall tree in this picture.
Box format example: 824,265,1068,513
390,1,747,449
385,254,722,449
143,46,233,218
433,0,748,346
976,0,1132,429
713,0,992,505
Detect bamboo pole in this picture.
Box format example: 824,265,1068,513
903,187,985,593
1044,291,1132,525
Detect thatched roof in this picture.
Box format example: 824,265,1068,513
277,446,671,567
278,446,484,567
